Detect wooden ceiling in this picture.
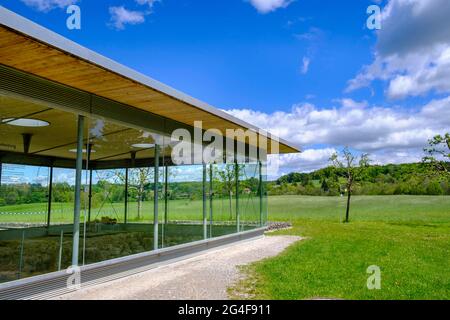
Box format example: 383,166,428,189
0,22,299,154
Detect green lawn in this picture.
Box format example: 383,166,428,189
231,195,450,300
2,195,449,299
0,196,261,224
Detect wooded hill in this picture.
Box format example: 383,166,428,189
269,163,450,196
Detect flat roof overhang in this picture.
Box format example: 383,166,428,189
0,6,299,155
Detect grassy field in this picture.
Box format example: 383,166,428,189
231,195,450,300
0,196,261,224
1,195,449,299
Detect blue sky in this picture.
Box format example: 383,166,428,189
2,0,450,177
2,0,378,109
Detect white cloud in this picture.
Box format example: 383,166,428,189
20,0,78,12
109,6,146,30
135,0,160,8
347,0,450,99
247,0,293,14
274,148,337,175
226,97,450,174
300,57,310,74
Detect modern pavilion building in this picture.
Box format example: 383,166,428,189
0,7,299,299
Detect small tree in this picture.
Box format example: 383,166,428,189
423,133,450,178
115,168,154,220
330,147,370,223
215,163,244,220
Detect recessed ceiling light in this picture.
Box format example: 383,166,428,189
132,143,155,149
69,149,96,153
2,118,50,127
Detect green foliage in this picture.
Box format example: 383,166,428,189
423,133,450,178
271,162,450,196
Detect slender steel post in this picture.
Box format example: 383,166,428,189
209,163,213,237
58,230,64,271
202,163,207,239
153,144,159,250
124,167,128,224
47,166,54,228
17,231,25,279
163,165,168,247
259,158,263,227
0,161,2,189
87,169,93,223
164,165,168,225
235,160,240,233
72,115,84,267
87,144,93,224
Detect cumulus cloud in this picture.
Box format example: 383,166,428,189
109,6,146,30
226,97,450,174
347,0,450,99
108,0,161,30
275,148,337,175
247,0,293,14
20,0,78,12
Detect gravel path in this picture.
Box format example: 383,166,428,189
56,235,301,300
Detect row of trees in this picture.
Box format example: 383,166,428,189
0,165,261,212
273,133,450,223
270,163,450,196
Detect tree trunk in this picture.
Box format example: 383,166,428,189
137,197,142,220
137,184,144,220
345,190,351,223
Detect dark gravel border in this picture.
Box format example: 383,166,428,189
266,222,292,232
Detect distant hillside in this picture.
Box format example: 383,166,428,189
269,163,450,196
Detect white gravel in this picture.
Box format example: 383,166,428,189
56,235,301,300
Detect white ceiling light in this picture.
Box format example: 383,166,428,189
132,143,155,149
2,118,50,127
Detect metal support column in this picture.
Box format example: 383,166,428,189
202,163,207,239
87,169,92,223
46,165,53,228
259,159,263,227
164,165,168,225
124,167,129,224
87,144,93,224
235,160,240,233
153,144,159,251
71,115,84,267
209,163,213,237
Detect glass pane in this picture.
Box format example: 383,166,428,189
0,94,79,282
210,163,239,238
239,162,260,231
164,164,205,247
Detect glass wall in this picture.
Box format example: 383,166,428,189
0,95,80,282
0,91,268,284
162,164,205,248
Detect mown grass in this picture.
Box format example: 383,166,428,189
0,196,261,224
231,195,450,300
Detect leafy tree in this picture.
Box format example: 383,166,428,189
423,133,450,178
215,163,244,220
330,147,370,223
114,168,153,220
